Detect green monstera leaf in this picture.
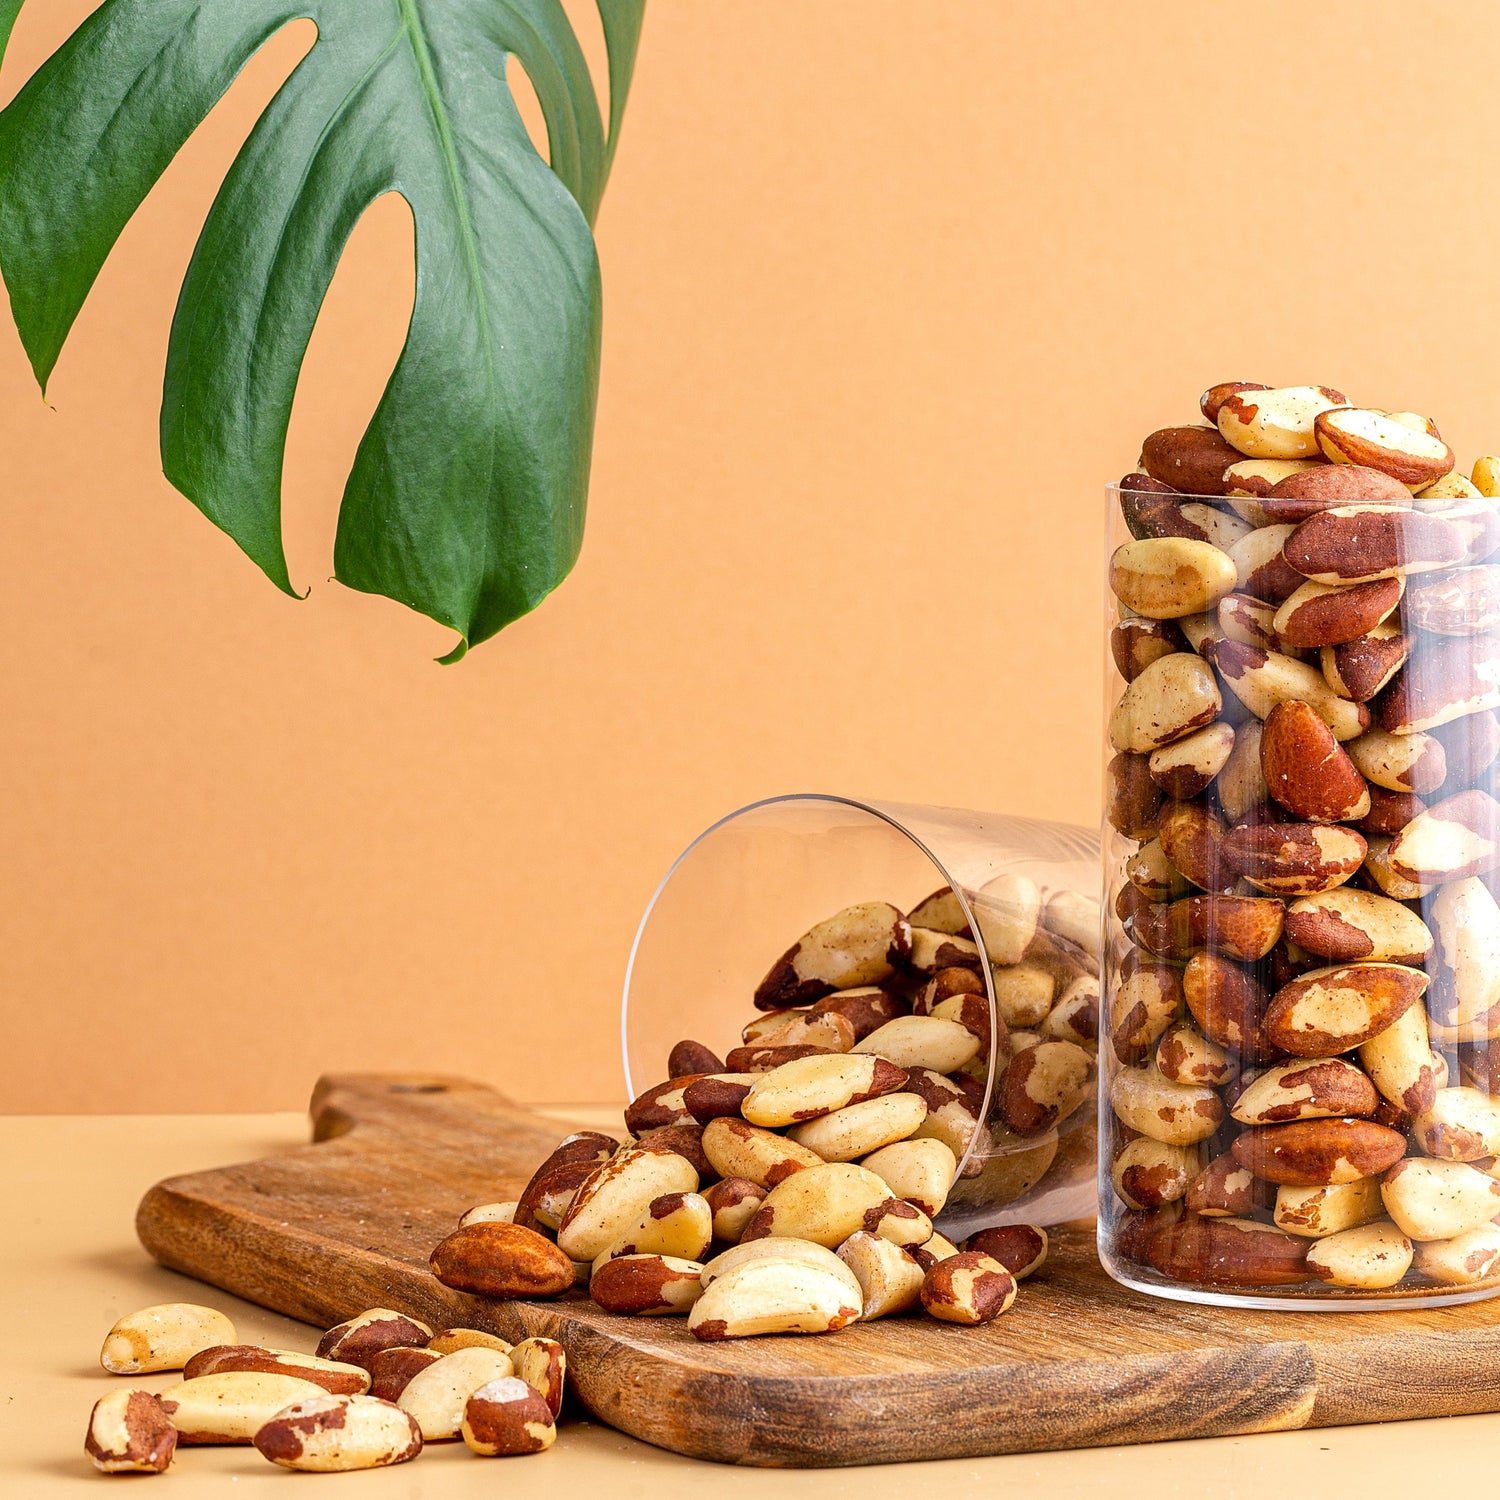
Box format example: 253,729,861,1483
0,0,645,659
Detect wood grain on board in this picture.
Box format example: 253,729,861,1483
136,1073,1500,1467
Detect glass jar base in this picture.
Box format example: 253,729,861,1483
1102,1253,1500,1313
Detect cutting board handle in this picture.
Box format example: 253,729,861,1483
309,1072,519,1142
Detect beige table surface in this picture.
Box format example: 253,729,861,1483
4,1108,1499,1495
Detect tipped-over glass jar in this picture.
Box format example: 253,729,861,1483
1101,471,1500,1310
623,794,1100,1238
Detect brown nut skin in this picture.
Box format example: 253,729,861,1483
1185,1155,1274,1218
1113,616,1188,682
1112,1138,1201,1210
85,1389,178,1475
514,1158,597,1232
1264,962,1427,1057
913,965,985,1016
367,1347,442,1402
964,1224,1048,1279
1231,1058,1379,1124
1261,701,1370,824
1286,505,1466,584
317,1312,432,1372
1108,752,1164,841
1314,407,1455,487
1112,1203,1184,1263
429,1223,577,1300
624,1075,707,1135
1231,1119,1408,1186
1158,798,1236,893
1147,1217,1313,1286
1134,893,1285,963
1139,426,1240,495
668,1040,724,1076
462,1377,556,1457
1201,382,1270,424
999,1041,1094,1136
513,1132,618,1231
723,1043,838,1073
512,1337,566,1418
1283,888,1431,966
682,1075,755,1124
1274,575,1403,648
1183,952,1280,1062
1325,626,1411,704
180,1346,370,1395
1356,787,1426,836
812,987,907,1040
1266,938,1322,989
1182,894,1286,962
919,1252,1018,1325
703,1177,766,1242
1110,960,1183,1065
1221,821,1366,897
1120,479,1220,542
589,1254,704,1315
753,902,912,1010
1261,462,1410,523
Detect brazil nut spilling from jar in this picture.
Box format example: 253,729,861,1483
416,889,1098,1347
1102,382,1500,1306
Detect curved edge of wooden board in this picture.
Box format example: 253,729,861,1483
506,1303,1323,1466
131,1075,1500,1467
137,1171,1324,1467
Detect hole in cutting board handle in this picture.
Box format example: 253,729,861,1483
388,1083,450,1094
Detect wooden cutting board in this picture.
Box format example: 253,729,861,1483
137,1073,1500,1468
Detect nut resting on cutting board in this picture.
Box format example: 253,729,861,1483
1105,378,1500,1298
424,891,1091,1340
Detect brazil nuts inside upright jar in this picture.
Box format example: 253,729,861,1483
622,795,1102,1240
1100,383,1500,1310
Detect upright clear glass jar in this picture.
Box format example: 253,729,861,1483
1100,479,1500,1309
623,794,1100,1237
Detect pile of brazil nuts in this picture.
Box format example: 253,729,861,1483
426,891,1101,1339
1106,380,1500,1295
86,1301,563,1475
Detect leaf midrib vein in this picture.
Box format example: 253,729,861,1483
395,0,500,607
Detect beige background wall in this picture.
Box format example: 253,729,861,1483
6,1,1500,1111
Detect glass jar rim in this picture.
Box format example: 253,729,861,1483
619,790,1002,1178
1103,478,1456,507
